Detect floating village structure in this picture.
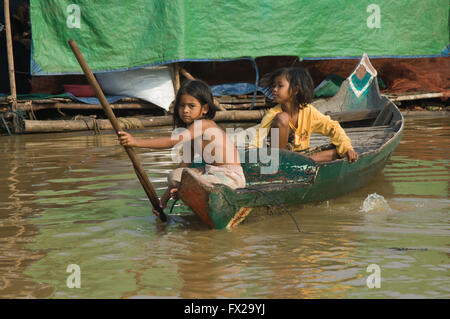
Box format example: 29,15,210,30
0,0,448,135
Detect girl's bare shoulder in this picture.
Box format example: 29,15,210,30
185,119,223,135
199,119,221,130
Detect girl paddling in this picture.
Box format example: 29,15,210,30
118,79,246,213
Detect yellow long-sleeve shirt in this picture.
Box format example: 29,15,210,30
249,104,354,157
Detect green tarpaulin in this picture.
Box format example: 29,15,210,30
30,0,449,74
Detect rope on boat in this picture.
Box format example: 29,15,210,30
246,187,302,233
92,117,100,134
73,115,101,134
28,103,38,120
118,117,143,130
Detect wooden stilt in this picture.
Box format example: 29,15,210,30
172,63,180,95
179,67,194,80
3,0,19,133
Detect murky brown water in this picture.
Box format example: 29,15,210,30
0,117,448,299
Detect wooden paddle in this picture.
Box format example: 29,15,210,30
68,39,167,222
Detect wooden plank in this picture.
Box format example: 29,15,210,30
344,125,390,132
309,126,394,150
220,103,267,110
327,109,380,122
382,92,444,102
217,96,266,104
372,101,392,126
17,102,159,111
19,98,73,104
214,110,266,122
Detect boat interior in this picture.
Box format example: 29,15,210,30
307,125,395,156
305,100,403,157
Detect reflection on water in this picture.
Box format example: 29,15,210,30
0,118,448,298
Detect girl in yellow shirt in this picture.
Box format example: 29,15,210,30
250,67,359,163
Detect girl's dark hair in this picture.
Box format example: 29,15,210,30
260,67,314,108
173,79,217,128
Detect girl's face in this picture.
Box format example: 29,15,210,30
272,75,294,106
177,94,208,125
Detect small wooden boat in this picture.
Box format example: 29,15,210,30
178,54,404,229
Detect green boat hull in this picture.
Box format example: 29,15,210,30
179,126,402,229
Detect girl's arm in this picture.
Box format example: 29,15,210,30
118,131,184,149
310,107,357,160
118,121,205,149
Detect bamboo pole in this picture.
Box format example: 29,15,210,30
382,92,445,102
214,98,228,112
219,103,267,110
22,110,268,133
16,102,160,111
217,96,266,104
68,39,167,222
172,63,180,95
3,0,19,132
179,67,194,80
